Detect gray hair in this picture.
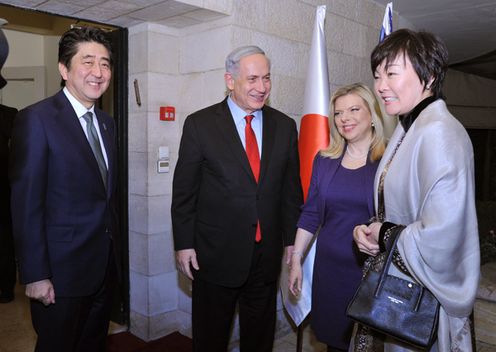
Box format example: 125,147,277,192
225,45,270,77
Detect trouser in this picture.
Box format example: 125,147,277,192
31,251,116,352
192,244,277,352
0,221,16,294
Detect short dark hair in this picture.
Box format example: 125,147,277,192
371,28,448,98
58,26,113,70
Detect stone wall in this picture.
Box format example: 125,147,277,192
126,0,391,342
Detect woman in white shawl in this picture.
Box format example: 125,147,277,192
353,29,480,351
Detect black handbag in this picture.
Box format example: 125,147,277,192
346,233,440,350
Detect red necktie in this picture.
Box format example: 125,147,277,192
245,115,262,242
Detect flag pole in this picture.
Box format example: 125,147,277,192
294,5,330,351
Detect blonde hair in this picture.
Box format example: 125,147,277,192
320,83,387,161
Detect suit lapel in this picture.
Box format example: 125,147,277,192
259,109,275,185
96,111,114,198
319,155,342,221
54,92,107,193
214,100,257,183
363,158,377,217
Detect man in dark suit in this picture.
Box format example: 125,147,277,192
0,25,18,304
10,26,118,352
0,103,17,304
172,45,303,351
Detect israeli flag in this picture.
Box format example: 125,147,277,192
379,2,393,42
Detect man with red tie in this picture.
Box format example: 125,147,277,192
172,45,303,351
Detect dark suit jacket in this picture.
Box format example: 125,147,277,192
9,90,118,297
172,98,303,287
0,104,17,226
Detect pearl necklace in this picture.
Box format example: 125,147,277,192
346,148,368,159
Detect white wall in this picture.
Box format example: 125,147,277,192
4,29,44,67
2,29,60,103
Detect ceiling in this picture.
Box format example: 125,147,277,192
1,0,495,79
373,0,496,80
0,0,229,34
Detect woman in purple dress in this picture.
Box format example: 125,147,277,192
289,83,388,351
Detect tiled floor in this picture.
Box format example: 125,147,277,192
0,282,495,352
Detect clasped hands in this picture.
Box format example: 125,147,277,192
353,221,382,256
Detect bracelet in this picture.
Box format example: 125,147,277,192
366,216,378,226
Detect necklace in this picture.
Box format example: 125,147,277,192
346,147,368,159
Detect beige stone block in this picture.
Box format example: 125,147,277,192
130,270,150,316
148,272,178,313
128,193,170,234
148,231,176,274
264,1,314,43
129,151,147,195
231,1,268,34
356,0,384,28
178,71,224,114
326,13,346,53
270,74,305,118
128,112,148,153
148,31,180,74
180,26,231,73
342,20,367,57
231,26,255,48
147,73,182,110
128,32,148,75
328,51,354,86
129,231,175,276
147,194,172,234
149,310,190,341
257,35,308,79
129,194,149,233
201,69,227,107
129,310,148,341
129,271,179,318
129,231,148,274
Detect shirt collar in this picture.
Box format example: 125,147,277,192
399,96,439,132
227,95,262,123
63,87,95,119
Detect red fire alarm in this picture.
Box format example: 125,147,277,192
160,106,175,121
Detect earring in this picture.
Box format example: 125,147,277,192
371,122,375,127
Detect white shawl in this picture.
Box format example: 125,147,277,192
375,100,480,352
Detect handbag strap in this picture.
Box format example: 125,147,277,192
377,133,405,222
374,231,400,297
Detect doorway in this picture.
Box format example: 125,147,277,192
0,4,129,326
